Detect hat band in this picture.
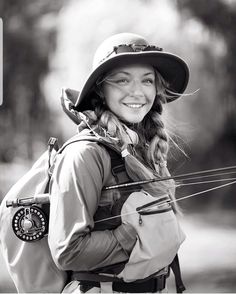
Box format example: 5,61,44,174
99,44,163,64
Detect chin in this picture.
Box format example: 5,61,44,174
125,118,144,124
119,113,145,124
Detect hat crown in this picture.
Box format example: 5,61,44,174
92,33,149,69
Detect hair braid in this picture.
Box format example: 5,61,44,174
138,97,168,169
80,69,181,213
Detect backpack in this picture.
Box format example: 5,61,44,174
0,134,124,293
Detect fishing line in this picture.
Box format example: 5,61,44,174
171,180,236,204
96,180,236,224
176,177,236,187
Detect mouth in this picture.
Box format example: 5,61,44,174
123,103,145,109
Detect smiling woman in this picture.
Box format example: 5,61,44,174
0,31,190,294
46,32,190,293
100,64,157,124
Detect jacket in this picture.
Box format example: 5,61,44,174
48,138,137,273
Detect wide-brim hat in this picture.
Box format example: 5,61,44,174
74,33,189,111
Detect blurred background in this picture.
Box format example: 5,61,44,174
0,0,236,292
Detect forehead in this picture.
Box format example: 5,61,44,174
108,63,155,75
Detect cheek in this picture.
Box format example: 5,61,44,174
103,87,122,109
104,92,117,110
102,86,114,105
105,98,116,112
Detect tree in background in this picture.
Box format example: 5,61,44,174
0,0,64,162
177,0,236,209
178,0,236,134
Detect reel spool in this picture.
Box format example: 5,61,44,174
12,206,48,242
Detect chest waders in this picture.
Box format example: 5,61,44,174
72,145,185,293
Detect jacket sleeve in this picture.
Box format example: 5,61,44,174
48,141,137,272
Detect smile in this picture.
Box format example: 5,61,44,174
124,103,144,108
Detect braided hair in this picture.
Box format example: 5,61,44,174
80,68,179,212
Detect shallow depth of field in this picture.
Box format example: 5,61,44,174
0,0,236,292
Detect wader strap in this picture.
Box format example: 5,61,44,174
170,254,186,293
73,272,167,293
72,272,121,282
105,147,142,194
106,147,129,184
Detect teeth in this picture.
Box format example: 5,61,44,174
125,104,143,108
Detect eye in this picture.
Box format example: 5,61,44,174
143,78,154,85
105,77,130,85
116,78,129,85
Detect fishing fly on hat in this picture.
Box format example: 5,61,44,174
74,32,190,112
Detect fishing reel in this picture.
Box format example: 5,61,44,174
12,206,48,242
7,195,50,242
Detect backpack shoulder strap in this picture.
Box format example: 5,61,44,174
105,147,131,184
58,134,120,155
170,254,186,293
57,133,130,184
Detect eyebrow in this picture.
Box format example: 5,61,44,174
143,72,155,76
109,71,155,77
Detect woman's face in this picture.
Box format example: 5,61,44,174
102,64,156,124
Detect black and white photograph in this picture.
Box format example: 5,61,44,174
0,0,236,293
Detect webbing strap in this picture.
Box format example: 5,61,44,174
58,134,131,188
170,255,186,293
72,272,121,282
58,134,120,155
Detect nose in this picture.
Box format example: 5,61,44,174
129,80,144,96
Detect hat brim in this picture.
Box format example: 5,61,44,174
75,51,189,111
